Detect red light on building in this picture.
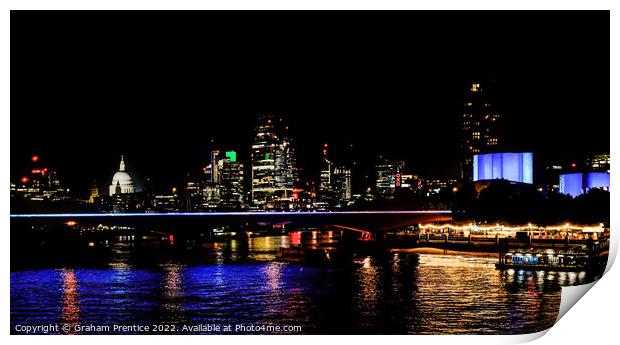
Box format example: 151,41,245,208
571,163,577,168
31,169,41,174
31,155,39,162
65,221,77,227
21,177,29,184
324,143,328,148
292,192,299,199
395,173,402,188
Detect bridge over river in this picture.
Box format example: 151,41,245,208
10,210,452,234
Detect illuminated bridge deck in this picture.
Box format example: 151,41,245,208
10,211,452,232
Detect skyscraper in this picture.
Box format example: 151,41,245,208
317,143,352,208
460,82,501,181
251,114,297,207
332,166,352,206
375,157,404,200
209,150,220,183
318,143,332,201
586,153,610,173
10,155,71,202
199,150,245,210
275,136,298,192
219,151,245,209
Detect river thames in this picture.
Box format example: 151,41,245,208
10,235,600,335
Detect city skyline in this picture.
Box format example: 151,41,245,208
11,11,610,196
11,108,610,212
9,10,613,337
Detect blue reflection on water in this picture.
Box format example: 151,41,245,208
10,237,600,335
11,261,329,333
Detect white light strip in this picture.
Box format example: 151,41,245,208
10,210,452,218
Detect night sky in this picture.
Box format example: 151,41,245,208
11,11,609,196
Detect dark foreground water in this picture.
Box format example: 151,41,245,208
11,235,599,335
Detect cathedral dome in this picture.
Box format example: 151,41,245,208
112,171,133,186
109,156,135,195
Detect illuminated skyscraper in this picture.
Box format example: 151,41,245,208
586,153,610,173
332,166,352,205
318,143,332,201
275,136,298,192
10,154,70,202
209,150,220,183
219,151,245,209
200,150,245,210
375,157,404,199
251,114,297,206
460,82,501,181
184,179,202,211
317,143,352,208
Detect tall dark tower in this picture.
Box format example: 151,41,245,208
460,82,501,181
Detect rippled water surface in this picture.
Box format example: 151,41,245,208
11,236,598,334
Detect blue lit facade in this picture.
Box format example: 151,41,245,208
559,172,610,197
473,152,533,184
559,173,584,197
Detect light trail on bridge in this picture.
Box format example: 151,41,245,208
329,224,373,240
10,210,452,218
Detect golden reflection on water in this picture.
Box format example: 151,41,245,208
248,236,273,251
60,269,80,334
263,262,284,314
355,256,382,326
161,263,185,322
12,235,596,335
109,242,134,273
261,261,308,322
265,261,283,291
409,254,568,334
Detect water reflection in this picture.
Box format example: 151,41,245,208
60,269,80,334
160,263,185,323
11,236,602,334
262,262,285,315
354,256,382,330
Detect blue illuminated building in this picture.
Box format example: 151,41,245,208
559,172,610,197
473,152,533,184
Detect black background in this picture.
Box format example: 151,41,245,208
11,11,610,196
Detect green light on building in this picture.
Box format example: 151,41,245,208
226,151,237,162
265,153,270,160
